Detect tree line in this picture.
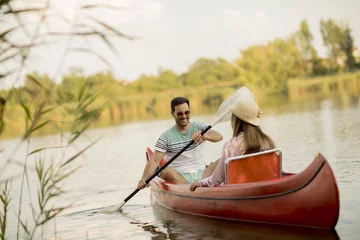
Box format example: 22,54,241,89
2,18,359,108
0,18,359,140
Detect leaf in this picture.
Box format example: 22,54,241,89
61,138,100,167
69,122,91,144
98,34,119,57
0,96,6,135
48,31,99,37
13,89,32,121
38,190,43,212
20,219,31,236
28,145,69,156
26,74,44,90
53,167,80,186
0,26,20,39
87,16,135,40
74,110,99,125
38,208,65,225
44,192,62,205
0,46,14,58
78,79,89,102
41,104,61,115
29,120,51,134
0,50,22,64
0,69,16,80
36,160,44,181
3,7,47,15
78,91,102,110
81,4,127,10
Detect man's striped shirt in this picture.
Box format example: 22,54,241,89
154,121,208,173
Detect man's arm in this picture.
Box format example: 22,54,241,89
192,129,223,144
203,129,223,142
137,150,165,189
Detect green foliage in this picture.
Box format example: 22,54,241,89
344,27,356,71
57,69,87,103
87,71,117,88
235,37,304,93
35,159,68,224
24,73,52,95
184,58,238,86
0,97,5,135
320,19,349,72
294,19,323,75
0,1,137,239
156,70,181,90
0,0,11,8
312,58,328,76
1,17,359,139
128,69,180,92
0,74,104,239
287,71,360,101
0,181,10,240
130,74,158,92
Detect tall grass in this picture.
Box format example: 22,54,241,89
287,71,360,101
0,0,133,239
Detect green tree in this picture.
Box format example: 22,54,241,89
344,27,356,71
293,19,327,76
129,74,158,92
156,69,181,90
320,19,348,72
57,68,87,103
87,71,117,88
23,72,57,103
235,38,304,93
311,58,328,76
184,58,238,86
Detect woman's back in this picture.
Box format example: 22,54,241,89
201,131,274,187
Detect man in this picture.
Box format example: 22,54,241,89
137,97,223,189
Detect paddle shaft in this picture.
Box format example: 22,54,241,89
119,125,212,208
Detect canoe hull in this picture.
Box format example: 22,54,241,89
149,152,339,229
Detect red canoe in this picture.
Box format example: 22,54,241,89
147,148,340,229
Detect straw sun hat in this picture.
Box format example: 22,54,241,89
230,87,262,126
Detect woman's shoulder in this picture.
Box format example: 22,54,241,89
224,133,245,148
222,134,245,157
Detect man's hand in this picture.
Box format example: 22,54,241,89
192,130,204,144
137,179,149,189
190,182,201,191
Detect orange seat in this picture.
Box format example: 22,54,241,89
225,149,282,184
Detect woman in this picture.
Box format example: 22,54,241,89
190,90,276,191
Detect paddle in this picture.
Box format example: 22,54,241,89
113,86,254,211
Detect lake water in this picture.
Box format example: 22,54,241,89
2,97,360,240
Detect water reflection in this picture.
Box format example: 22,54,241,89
146,199,340,240
3,92,359,239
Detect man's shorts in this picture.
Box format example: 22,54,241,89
180,169,205,184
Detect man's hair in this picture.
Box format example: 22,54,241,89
170,97,190,111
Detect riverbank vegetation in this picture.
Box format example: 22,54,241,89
1,16,359,139
0,1,133,239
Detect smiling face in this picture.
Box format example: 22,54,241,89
172,102,190,128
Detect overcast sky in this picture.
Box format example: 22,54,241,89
1,0,359,87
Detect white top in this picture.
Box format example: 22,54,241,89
154,122,208,173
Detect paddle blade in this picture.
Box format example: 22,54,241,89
212,86,254,125
100,201,125,213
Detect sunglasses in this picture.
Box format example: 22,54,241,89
175,111,190,117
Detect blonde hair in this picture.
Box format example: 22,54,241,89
231,114,275,154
